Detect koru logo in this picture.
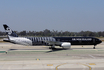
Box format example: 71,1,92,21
6,27,12,34
6,28,10,30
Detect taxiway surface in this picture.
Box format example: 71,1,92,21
0,42,104,70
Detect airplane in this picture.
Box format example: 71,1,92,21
3,24,102,49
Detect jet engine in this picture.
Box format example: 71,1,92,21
61,42,71,48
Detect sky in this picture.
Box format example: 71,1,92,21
0,0,104,32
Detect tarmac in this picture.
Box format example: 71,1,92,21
0,42,104,70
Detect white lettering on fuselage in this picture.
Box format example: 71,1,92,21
72,38,92,41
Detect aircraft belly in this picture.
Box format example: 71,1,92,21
71,42,95,45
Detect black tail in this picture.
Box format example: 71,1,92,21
3,24,18,37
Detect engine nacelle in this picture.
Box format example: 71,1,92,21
61,42,71,48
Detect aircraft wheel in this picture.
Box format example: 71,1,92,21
49,47,51,49
93,47,95,49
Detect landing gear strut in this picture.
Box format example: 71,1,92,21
49,47,51,49
93,46,95,49
93,45,96,49
49,45,56,49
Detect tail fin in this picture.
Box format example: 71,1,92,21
3,24,18,37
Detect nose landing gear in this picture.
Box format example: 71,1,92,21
93,45,96,49
93,46,95,49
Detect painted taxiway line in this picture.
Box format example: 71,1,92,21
80,63,92,70
89,55,96,59
55,63,93,70
55,63,67,70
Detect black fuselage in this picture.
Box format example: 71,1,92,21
54,37,102,45
27,37,102,46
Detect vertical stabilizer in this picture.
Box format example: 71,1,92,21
3,24,18,37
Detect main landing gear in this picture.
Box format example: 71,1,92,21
49,45,56,50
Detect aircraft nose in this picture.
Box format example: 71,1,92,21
98,39,102,44
99,40,102,43
96,39,102,44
